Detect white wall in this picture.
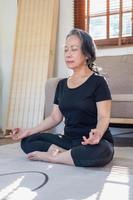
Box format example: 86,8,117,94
97,46,133,57
0,0,17,129
54,0,74,78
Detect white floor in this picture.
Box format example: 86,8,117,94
0,143,133,200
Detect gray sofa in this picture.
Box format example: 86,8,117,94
97,55,133,124
44,77,64,134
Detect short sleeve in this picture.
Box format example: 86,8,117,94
54,81,61,105
94,76,112,102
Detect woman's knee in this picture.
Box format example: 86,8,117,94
21,137,30,154
21,133,42,153
71,140,114,167
21,133,54,154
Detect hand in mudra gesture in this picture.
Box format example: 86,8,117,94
9,128,31,141
82,129,102,145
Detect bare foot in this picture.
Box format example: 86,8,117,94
27,151,56,162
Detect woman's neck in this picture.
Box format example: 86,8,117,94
72,67,93,78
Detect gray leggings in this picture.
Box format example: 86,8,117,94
21,133,114,167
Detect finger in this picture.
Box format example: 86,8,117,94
5,135,12,138
82,139,93,145
85,139,93,145
5,133,18,140
11,137,19,141
9,130,13,135
12,134,22,141
82,136,91,145
82,136,88,145
11,131,17,136
84,135,95,144
82,136,86,140
82,136,88,142
12,128,20,135
81,141,86,145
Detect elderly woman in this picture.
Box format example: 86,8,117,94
10,29,114,167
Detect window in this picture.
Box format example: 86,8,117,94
74,0,133,46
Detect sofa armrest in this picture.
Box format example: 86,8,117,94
112,94,133,102
110,118,133,124
44,77,64,134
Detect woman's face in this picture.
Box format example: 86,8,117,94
64,35,86,70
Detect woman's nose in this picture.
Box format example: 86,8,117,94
65,49,72,57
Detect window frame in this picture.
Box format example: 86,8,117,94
74,0,133,47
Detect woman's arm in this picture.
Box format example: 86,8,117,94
96,100,111,136
29,104,63,134
82,100,111,145
10,104,63,140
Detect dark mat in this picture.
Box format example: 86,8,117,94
110,127,133,147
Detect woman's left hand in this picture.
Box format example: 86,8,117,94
82,129,102,145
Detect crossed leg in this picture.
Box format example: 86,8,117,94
21,133,114,167
27,140,114,167
27,144,74,166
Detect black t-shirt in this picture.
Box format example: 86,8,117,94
54,73,113,144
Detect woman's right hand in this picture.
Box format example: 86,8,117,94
10,128,32,141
